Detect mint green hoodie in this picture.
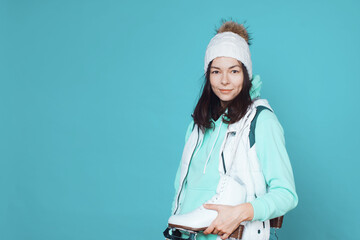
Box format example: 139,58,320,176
171,75,298,240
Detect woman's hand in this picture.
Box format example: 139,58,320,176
202,202,254,240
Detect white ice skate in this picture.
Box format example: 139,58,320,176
164,174,247,240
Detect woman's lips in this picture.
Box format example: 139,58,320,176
220,89,232,93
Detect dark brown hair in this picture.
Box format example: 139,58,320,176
191,60,253,133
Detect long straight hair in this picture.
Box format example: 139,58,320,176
192,59,254,133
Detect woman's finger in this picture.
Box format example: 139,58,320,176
203,204,220,211
212,228,219,235
220,233,230,240
203,224,215,235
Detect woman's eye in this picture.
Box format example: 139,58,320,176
211,71,219,74
231,70,239,73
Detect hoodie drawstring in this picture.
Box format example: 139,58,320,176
203,115,224,174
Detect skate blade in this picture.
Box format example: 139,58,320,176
168,223,244,239
164,226,197,240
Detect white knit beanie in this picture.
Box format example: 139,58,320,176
204,31,252,79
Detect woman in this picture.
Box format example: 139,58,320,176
166,20,298,240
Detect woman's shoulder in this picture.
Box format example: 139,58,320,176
255,107,284,135
257,107,278,122
251,98,277,122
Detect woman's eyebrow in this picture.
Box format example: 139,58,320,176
211,65,241,69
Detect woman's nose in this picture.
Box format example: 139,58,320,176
221,73,229,84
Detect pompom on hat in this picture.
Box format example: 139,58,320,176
204,21,253,80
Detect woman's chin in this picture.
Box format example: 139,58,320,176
220,97,234,102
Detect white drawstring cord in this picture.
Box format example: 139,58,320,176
203,116,224,174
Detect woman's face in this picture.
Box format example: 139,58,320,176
209,57,244,108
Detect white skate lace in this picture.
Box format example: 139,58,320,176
200,175,229,210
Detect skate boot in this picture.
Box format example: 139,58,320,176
165,174,246,240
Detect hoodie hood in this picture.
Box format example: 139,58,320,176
250,74,262,100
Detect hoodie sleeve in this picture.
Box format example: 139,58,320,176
171,120,194,214
249,110,298,221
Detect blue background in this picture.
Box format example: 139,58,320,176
1,0,359,239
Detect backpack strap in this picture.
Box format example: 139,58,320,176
249,106,273,148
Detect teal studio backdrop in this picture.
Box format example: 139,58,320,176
1,0,359,239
